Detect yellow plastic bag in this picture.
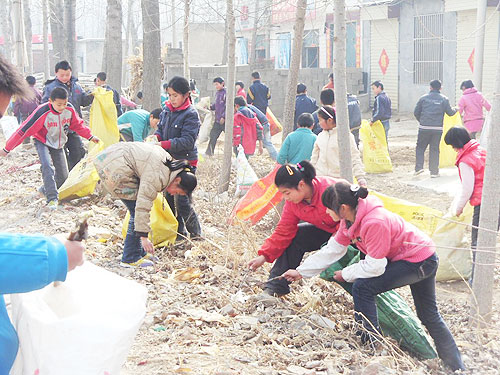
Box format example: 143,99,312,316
58,143,105,200
360,120,393,173
439,112,462,168
122,193,178,247
90,87,120,149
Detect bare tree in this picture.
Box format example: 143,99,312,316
0,1,13,60
183,0,190,79
12,0,24,70
105,0,122,91
171,0,177,48
42,0,50,79
281,0,307,141
141,0,161,110
470,48,500,327
49,0,64,61
23,0,33,73
218,0,235,194
334,0,353,182
63,0,76,73
248,0,260,73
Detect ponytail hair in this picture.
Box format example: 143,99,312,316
321,181,369,213
274,160,316,189
164,159,198,198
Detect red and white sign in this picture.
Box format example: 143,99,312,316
468,48,475,73
379,48,389,75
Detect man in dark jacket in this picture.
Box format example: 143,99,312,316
370,80,391,142
294,83,318,130
95,72,122,117
414,79,456,177
247,103,278,160
247,71,271,114
206,76,226,156
42,60,93,170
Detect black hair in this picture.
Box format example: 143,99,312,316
317,105,336,122
164,159,197,198
150,108,162,119
371,80,383,90
137,91,143,99
444,127,471,149
251,71,260,79
234,96,247,107
321,181,369,214
163,82,169,90
320,88,334,105
189,79,197,91
297,113,314,128
50,87,69,101
430,79,442,90
168,76,190,95
275,160,316,189
0,55,32,98
97,72,107,81
213,76,225,84
297,83,307,94
235,81,244,88
328,72,334,80
460,80,474,90
26,76,36,86
55,60,72,72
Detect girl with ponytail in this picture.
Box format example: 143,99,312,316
247,160,341,296
282,181,465,372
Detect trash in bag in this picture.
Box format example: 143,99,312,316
320,246,437,359
439,112,462,168
122,193,178,247
359,120,393,173
266,107,283,136
89,87,120,149
0,116,19,140
198,110,213,145
235,145,258,197
11,262,147,375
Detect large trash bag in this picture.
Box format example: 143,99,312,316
10,262,147,375
89,87,120,149
439,112,462,168
320,246,437,359
230,165,283,225
360,120,393,173
198,110,213,144
266,107,283,136
58,142,105,201
0,115,19,140
122,193,178,247
235,145,259,197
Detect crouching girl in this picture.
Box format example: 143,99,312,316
283,181,465,372
94,142,197,268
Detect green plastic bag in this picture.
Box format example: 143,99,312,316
320,246,437,359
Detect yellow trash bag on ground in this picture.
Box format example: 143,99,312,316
122,193,178,247
360,120,393,173
439,112,462,168
90,87,120,148
58,143,105,200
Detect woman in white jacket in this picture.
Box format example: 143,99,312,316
311,106,367,187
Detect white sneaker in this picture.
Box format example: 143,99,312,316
414,169,424,176
47,200,58,210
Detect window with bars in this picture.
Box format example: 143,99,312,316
413,13,443,85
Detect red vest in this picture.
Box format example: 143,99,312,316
456,140,486,206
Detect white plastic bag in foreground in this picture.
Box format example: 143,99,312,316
11,262,147,375
479,112,491,151
197,110,213,144
235,145,258,197
0,116,20,140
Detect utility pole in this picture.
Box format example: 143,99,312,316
333,0,353,182
12,0,24,71
473,0,488,90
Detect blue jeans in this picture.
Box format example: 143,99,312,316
381,120,390,143
121,199,146,263
262,123,278,161
34,139,69,202
165,193,202,239
352,254,464,371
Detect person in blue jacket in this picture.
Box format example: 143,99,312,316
247,71,271,114
294,83,318,130
370,80,392,142
118,108,162,142
42,60,94,170
155,76,202,240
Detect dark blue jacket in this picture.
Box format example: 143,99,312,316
294,94,318,130
312,94,361,134
372,91,392,122
42,77,93,117
156,103,201,161
248,104,269,126
247,80,271,114
414,89,456,129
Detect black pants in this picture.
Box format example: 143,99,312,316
206,121,225,156
65,131,86,171
266,223,332,294
415,129,442,175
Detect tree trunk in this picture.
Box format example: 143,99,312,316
42,0,50,79
141,0,161,111
281,0,307,141
0,1,13,60
49,0,65,61
12,0,24,71
171,0,177,48
469,48,500,327
23,0,33,73
218,0,236,194
222,16,228,65
333,0,353,182
105,0,122,91
63,0,76,73
183,0,190,79
249,0,260,72
473,0,488,91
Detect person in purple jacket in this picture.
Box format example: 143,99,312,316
205,76,226,156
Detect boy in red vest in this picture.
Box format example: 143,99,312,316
233,96,263,158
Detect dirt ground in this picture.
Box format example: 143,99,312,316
1,116,499,375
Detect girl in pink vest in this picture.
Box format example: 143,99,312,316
457,80,491,138
282,181,464,372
